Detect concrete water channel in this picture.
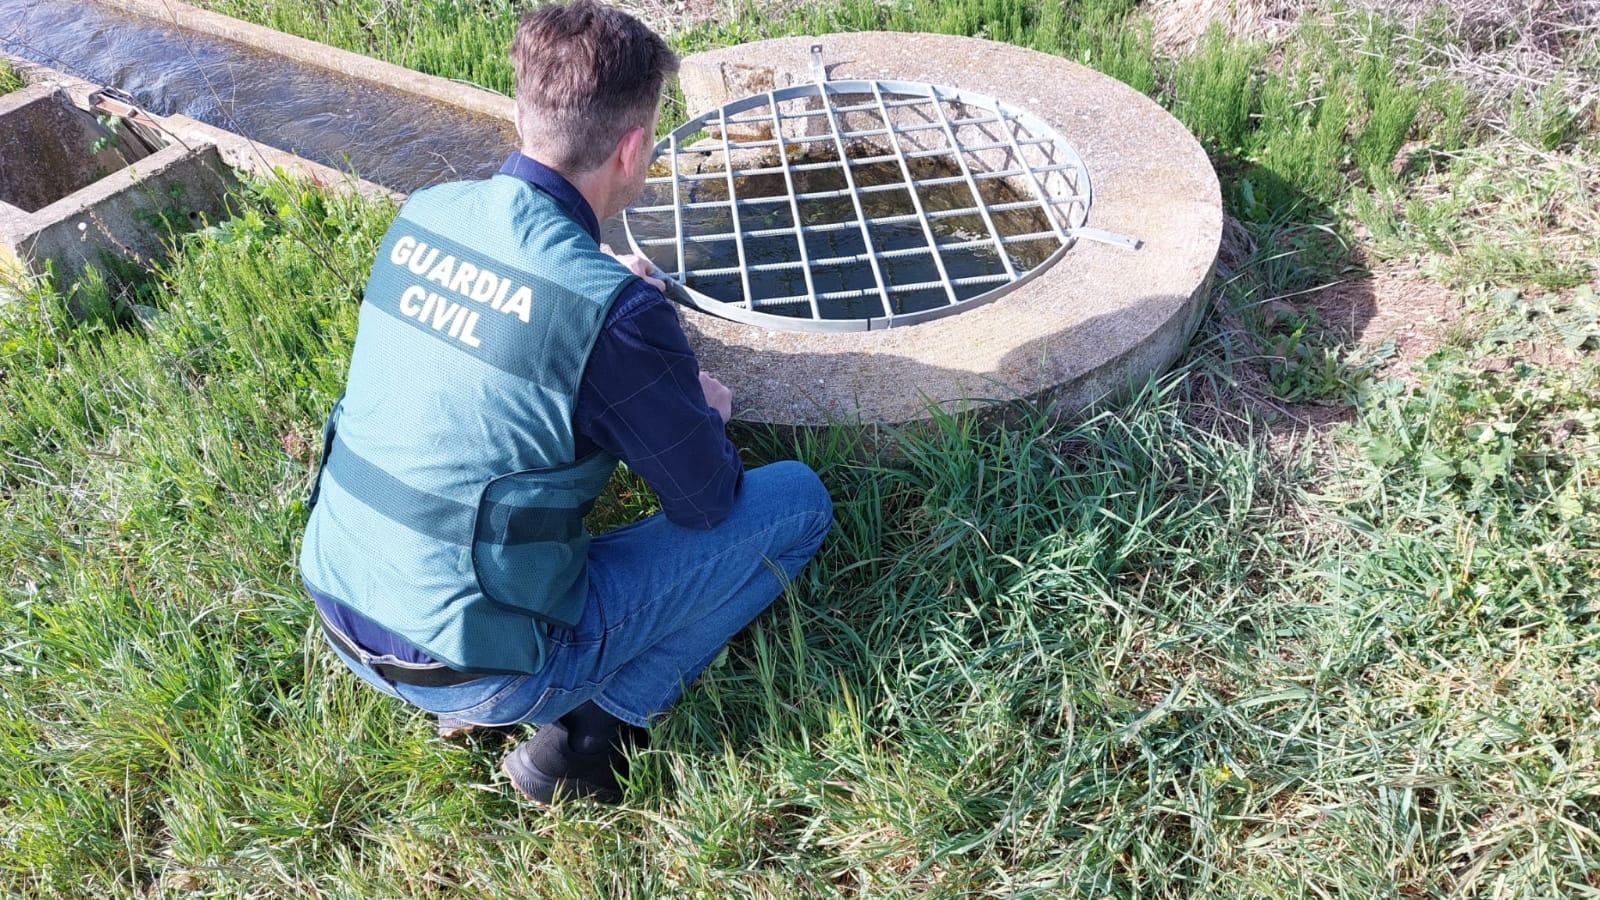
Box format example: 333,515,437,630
0,0,514,194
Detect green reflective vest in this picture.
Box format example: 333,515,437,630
300,175,635,674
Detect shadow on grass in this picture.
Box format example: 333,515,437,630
1182,163,1381,442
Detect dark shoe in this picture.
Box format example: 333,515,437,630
500,720,644,805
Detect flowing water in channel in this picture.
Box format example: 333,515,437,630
0,0,515,194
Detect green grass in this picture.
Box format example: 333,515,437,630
1358,132,1600,290
0,60,23,94
4,1,1599,896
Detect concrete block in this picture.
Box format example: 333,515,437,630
1,141,239,291
0,84,156,213
3,54,398,204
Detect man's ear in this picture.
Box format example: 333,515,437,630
617,125,650,178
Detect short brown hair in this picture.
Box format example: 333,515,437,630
511,1,679,173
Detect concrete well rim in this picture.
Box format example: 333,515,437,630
669,31,1223,427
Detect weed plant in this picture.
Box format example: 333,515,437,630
0,60,23,94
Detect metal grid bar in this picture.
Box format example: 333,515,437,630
751,272,1011,310
622,77,1106,333
723,94,930,124
631,162,1082,213
647,180,916,213
716,105,756,308
766,90,821,320
813,83,895,320
924,87,1017,279
632,195,1085,247
679,229,1062,278
870,81,959,308
647,135,1057,183
645,196,1081,223
995,112,1070,243
694,114,1003,152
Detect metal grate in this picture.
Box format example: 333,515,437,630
623,50,1138,333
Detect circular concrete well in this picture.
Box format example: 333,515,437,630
627,33,1222,426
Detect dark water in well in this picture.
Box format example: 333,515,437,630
0,0,515,193
629,148,1055,322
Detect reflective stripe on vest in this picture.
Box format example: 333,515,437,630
323,431,599,546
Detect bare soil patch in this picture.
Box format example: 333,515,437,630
1268,267,1463,437
1187,262,1467,445
1306,265,1462,386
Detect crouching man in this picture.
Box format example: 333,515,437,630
298,1,832,805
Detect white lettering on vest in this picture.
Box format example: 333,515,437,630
407,244,438,276
386,226,571,352
448,261,478,296
458,311,482,347
430,295,458,331
470,269,499,303
399,284,425,317
425,254,456,289
502,286,532,323
391,235,416,267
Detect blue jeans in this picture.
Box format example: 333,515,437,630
324,461,833,728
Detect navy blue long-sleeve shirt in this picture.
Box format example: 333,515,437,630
312,153,743,665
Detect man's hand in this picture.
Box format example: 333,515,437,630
610,251,666,293
699,372,732,425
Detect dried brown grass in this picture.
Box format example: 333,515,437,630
1358,0,1599,114
1149,0,1309,53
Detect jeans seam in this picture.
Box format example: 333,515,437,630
435,675,533,721
459,684,561,727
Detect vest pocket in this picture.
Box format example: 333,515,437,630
471,459,609,629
